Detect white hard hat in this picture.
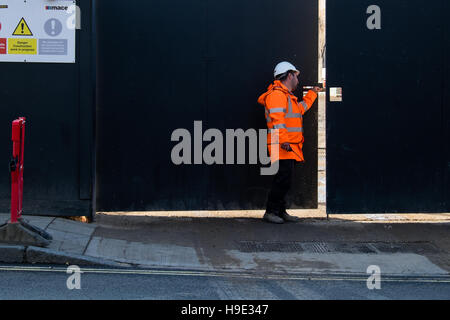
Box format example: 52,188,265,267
274,61,300,79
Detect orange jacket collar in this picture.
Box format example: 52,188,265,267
272,80,291,93
257,80,293,105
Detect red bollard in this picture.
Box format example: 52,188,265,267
0,118,51,246
10,117,25,224
10,117,25,223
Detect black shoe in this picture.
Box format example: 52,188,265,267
263,212,284,224
279,210,301,222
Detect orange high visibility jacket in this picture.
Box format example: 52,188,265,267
257,80,318,162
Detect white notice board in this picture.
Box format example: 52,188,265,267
0,0,76,63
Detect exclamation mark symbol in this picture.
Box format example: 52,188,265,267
21,22,24,34
51,20,55,35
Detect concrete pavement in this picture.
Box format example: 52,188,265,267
0,211,449,278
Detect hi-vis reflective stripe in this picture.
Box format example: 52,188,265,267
268,108,286,113
300,101,308,113
269,125,302,133
273,124,287,129
287,96,293,113
285,96,302,119
285,112,302,118
265,109,271,123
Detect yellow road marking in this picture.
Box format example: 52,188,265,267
0,265,449,283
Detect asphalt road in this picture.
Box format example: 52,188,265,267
0,264,449,300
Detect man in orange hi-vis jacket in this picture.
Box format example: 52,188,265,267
257,61,322,224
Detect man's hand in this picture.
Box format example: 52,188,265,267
281,143,292,151
312,86,325,93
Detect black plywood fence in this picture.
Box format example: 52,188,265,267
95,0,319,211
326,0,450,213
0,0,95,217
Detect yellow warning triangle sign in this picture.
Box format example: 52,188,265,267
12,18,33,36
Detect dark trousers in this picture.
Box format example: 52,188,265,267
266,159,295,214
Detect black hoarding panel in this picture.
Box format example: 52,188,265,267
326,0,449,213
0,0,94,217
96,0,318,211
445,0,450,211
